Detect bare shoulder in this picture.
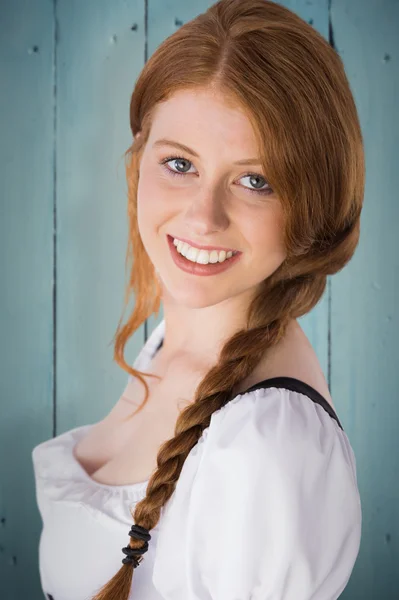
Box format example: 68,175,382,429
236,319,336,411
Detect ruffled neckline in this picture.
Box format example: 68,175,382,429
33,423,151,498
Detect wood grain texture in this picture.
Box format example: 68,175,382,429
1,0,397,597
55,0,146,434
330,1,399,598
0,1,54,597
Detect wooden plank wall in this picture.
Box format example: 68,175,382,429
0,1,397,598
330,1,399,597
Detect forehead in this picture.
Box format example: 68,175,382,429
147,88,259,153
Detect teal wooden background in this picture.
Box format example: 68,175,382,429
0,0,397,598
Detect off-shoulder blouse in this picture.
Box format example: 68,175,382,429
32,318,362,600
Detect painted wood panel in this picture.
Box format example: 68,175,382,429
0,1,54,597
56,0,146,434
330,1,399,598
0,0,397,598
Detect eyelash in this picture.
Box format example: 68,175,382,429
158,155,273,196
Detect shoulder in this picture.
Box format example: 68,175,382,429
189,383,360,528
211,384,353,476
153,384,362,600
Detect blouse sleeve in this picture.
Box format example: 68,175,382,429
155,386,362,600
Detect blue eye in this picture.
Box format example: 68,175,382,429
161,156,194,176
159,155,273,196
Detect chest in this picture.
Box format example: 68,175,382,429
73,365,204,487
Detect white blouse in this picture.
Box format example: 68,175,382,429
32,318,362,600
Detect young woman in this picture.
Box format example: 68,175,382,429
32,1,364,598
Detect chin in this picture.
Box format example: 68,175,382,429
163,284,229,309
159,273,251,310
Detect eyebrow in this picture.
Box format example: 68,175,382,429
153,138,263,166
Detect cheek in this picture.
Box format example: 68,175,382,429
137,159,176,209
137,166,163,225
137,163,158,208
244,207,286,261
136,164,175,250
137,168,156,246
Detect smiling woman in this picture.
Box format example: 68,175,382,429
32,1,364,599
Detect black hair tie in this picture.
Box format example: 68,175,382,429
121,524,152,567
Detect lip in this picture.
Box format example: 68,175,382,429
167,234,242,277
168,234,239,254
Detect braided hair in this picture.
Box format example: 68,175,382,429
91,0,364,597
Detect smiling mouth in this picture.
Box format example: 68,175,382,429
167,234,242,276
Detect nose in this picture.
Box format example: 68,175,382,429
182,185,230,236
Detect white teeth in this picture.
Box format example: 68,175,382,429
172,238,236,264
